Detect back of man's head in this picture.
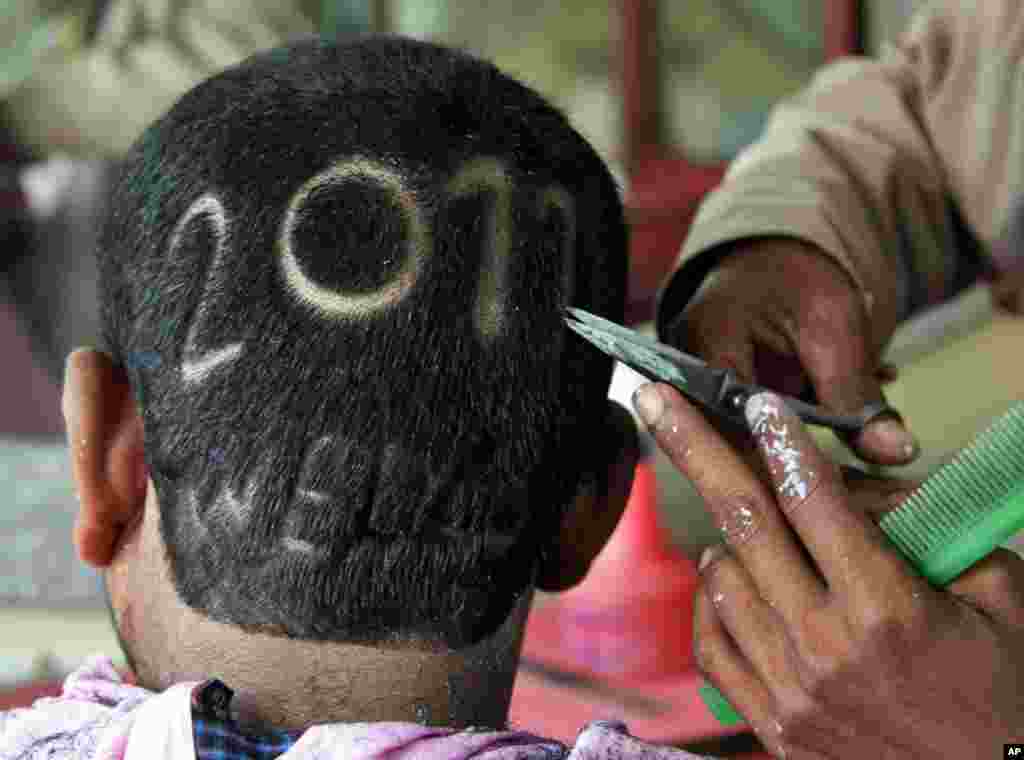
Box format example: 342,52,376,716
97,35,627,649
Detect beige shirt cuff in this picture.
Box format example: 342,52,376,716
657,177,910,354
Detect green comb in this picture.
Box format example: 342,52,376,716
702,400,1024,726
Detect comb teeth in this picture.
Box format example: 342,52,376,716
880,402,1024,581
701,402,1024,726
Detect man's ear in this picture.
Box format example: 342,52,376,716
537,400,640,592
63,348,148,568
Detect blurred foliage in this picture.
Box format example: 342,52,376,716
321,0,374,38
0,0,87,98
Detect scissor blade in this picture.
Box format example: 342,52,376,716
565,308,892,434
564,310,729,410
567,307,681,358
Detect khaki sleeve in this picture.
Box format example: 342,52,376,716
657,0,1024,351
4,0,320,158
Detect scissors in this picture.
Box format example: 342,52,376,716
564,307,897,434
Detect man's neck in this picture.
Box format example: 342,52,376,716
130,602,531,732
110,492,534,732
218,625,527,732
137,602,531,732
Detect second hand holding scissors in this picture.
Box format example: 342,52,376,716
564,307,897,434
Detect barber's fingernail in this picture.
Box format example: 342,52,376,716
871,418,919,459
698,544,724,572
61,351,84,432
633,384,665,428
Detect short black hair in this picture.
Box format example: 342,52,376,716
97,35,627,649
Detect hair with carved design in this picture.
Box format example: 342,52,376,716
97,35,627,648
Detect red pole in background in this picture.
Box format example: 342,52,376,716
824,0,863,60
621,0,660,173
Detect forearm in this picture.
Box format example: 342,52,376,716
659,0,1023,349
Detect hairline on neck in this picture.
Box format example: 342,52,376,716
110,489,535,729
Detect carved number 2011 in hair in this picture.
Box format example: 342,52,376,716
178,156,576,386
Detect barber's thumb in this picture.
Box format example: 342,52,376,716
838,359,919,466
837,375,919,467
799,334,918,466
856,409,919,465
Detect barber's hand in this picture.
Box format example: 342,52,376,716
663,238,916,466
634,383,1024,759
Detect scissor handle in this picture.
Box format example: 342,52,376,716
785,398,899,433
721,380,899,435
